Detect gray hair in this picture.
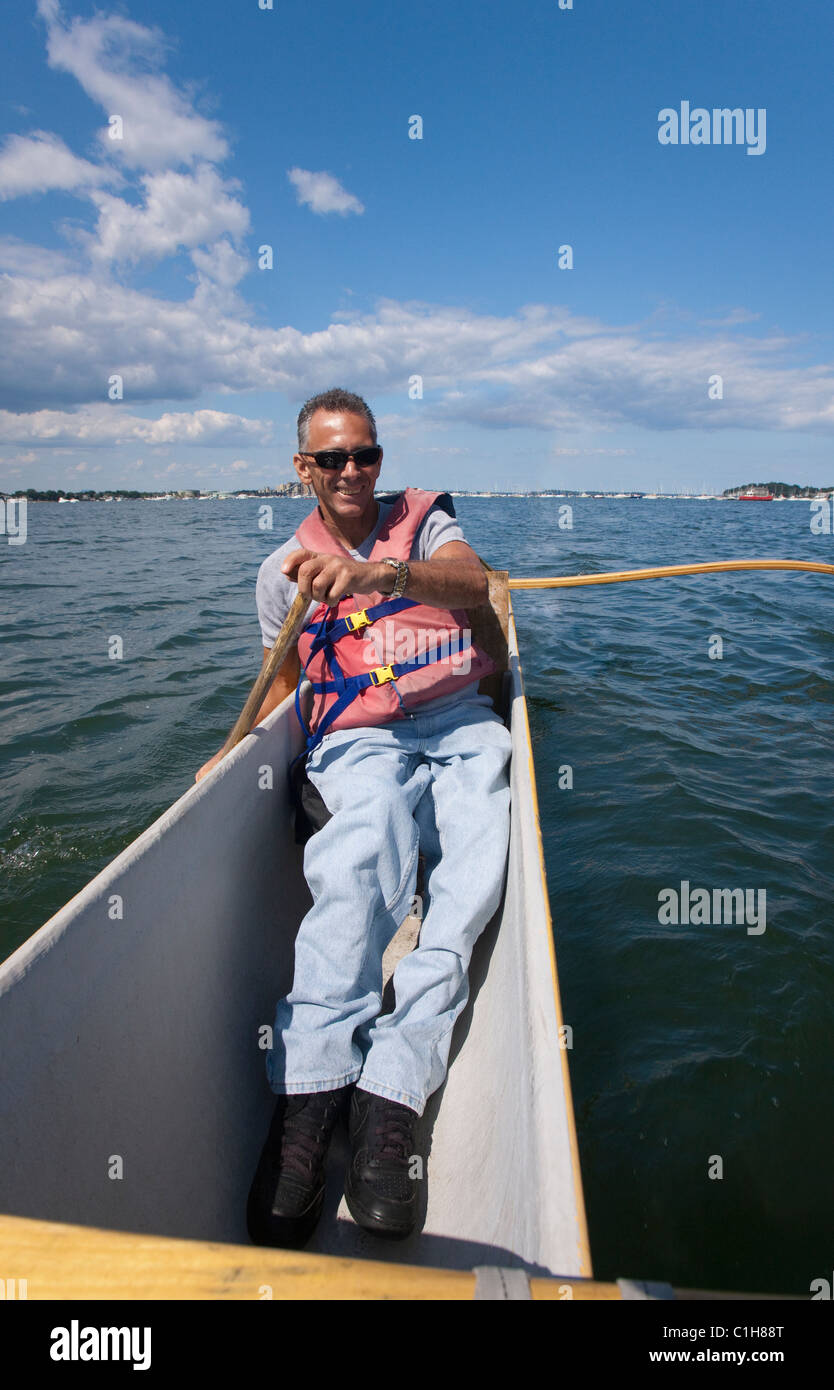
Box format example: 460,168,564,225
297,388,378,452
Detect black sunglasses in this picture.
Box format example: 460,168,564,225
299,446,382,471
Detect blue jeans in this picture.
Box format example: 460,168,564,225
266,699,512,1115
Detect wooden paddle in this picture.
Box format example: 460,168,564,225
220,591,310,756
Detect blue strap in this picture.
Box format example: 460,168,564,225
303,684,362,753
291,598,463,760
320,596,417,642
309,651,443,693
327,643,347,696
291,608,335,767
290,679,312,771
304,610,338,662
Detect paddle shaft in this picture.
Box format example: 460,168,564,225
222,591,310,754
509,558,834,589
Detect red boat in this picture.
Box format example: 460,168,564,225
738,488,774,500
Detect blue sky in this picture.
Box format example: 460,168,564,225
0,0,832,493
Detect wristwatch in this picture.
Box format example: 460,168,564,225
381,556,409,598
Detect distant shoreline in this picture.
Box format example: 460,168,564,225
4,482,833,503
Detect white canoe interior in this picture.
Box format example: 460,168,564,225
0,599,591,1280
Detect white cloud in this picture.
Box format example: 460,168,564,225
698,307,762,328
0,405,274,447
190,239,249,287
288,167,364,216
190,238,251,312
37,0,228,172
552,447,635,456
2,273,834,433
0,131,116,200
0,450,38,473
0,2,252,341
11,5,252,325
84,165,249,266
0,238,75,277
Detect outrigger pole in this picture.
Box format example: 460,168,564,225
221,558,834,756
509,558,834,589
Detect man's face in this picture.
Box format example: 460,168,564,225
294,411,382,531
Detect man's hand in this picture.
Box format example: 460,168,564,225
282,541,488,610
281,549,366,605
195,748,224,783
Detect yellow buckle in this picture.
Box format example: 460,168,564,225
346,608,371,632
369,664,396,685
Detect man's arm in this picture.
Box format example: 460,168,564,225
195,645,300,782
282,539,488,609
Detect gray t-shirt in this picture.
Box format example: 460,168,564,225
256,495,492,717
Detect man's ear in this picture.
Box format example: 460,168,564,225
293,453,313,487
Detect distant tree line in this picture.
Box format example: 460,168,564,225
723,481,834,498
6,488,152,501
0,483,309,501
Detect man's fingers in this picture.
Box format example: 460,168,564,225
281,547,356,602
292,554,354,603
288,555,321,598
281,547,316,579
296,555,326,598
310,569,351,603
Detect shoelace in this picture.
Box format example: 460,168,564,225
279,1096,338,1182
368,1105,415,1164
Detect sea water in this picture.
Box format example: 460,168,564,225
1,495,832,1294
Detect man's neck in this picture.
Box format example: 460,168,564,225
318,498,380,551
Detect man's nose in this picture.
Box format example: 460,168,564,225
340,456,361,479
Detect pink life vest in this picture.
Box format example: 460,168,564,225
292,487,495,750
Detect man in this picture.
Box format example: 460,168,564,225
197,387,512,1247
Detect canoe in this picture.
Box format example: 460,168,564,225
0,581,592,1291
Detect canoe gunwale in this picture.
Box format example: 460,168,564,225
506,599,592,1276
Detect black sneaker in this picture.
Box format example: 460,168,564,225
345,1089,421,1240
246,1087,350,1249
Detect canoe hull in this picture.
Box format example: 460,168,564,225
0,603,590,1277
